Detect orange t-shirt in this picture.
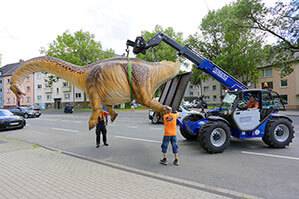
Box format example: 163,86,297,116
163,113,179,136
246,101,259,108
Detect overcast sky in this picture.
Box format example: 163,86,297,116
0,0,275,66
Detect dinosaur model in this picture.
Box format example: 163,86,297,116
10,56,180,129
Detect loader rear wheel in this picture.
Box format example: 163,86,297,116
263,118,294,148
199,121,231,153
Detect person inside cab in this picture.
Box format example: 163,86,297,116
246,95,259,109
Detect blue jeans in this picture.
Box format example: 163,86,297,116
161,136,178,154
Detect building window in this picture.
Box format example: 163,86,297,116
26,97,30,103
75,93,82,98
63,82,69,87
37,95,42,101
262,68,272,77
190,91,193,96
261,81,273,89
0,88,2,92
56,88,59,94
213,95,217,101
205,96,210,100
190,85,193,89
26,86,30,92
37,84,42,89
7,79,10,83
280,80,288,87
0,79,2,84
280,95,288,104
212,85,216,91
64,93,70,99
203,86,209,92
47,95,52,100
7,98,10,103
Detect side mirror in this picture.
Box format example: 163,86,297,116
237,102,247,110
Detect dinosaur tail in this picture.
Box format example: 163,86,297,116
10,56,88,99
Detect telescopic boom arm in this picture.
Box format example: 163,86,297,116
127,32,247,91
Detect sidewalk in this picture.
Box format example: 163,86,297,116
0,136,253,199
284,110,299,117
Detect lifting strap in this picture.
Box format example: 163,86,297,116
127,59,134,101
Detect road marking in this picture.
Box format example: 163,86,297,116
150,127,162,130
114,135,160,143
242,151,299,161
127,126,138,129
39,118,82,123
51,128,79,133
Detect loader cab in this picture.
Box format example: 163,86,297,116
220,89,285,131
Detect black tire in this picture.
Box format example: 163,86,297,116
151,114,160,124
24,113,29,119
199,121,231,153
263,118,294,148
180,127,198,140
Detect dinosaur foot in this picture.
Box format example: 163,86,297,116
88,118,97,130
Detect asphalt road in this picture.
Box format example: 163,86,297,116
2,110,299,199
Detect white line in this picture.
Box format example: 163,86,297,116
52,128,79,133
127,126,138,129
150,127,162,130
242,151,299,161
114,135,160,143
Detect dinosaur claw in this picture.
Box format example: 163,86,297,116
110,113,118,122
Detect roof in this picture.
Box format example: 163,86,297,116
0,62,21,77
258,52,299,69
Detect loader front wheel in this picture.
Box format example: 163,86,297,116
199,121,231,153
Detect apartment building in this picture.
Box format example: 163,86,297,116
1,61,34,108
34,72,86,109
184,79,222,105
257,60,299,109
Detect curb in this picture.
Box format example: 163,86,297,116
40,145,259,199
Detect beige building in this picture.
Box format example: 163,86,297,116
1,62,34,108
257,60,299,110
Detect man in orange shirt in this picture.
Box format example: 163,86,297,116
95,111,109,148
160,106,179,166
246,96,259,109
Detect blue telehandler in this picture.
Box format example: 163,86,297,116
127,33,295,153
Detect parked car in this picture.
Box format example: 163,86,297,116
193,98,208,109
29,105,42,117
9,107,36,118
0,109,26,130
64,104,73,113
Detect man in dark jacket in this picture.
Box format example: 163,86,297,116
95,111,109,148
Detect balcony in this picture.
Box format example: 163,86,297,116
62,86,71,92
44,87,53,93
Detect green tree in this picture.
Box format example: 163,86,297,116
137,25,184,62
188,1,266,87
40,30,115,102
230,0,298,76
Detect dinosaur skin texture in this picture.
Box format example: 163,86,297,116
10,56,180,130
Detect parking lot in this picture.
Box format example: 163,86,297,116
2,110,299,199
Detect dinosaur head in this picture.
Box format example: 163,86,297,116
10,84,25,100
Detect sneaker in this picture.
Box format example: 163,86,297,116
160,158,168,165
96,145,100,148
104,143,109,146
173,159,179,166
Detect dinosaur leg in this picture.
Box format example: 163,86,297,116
106,105,118,122
88,91,102,130
138,90,168,113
